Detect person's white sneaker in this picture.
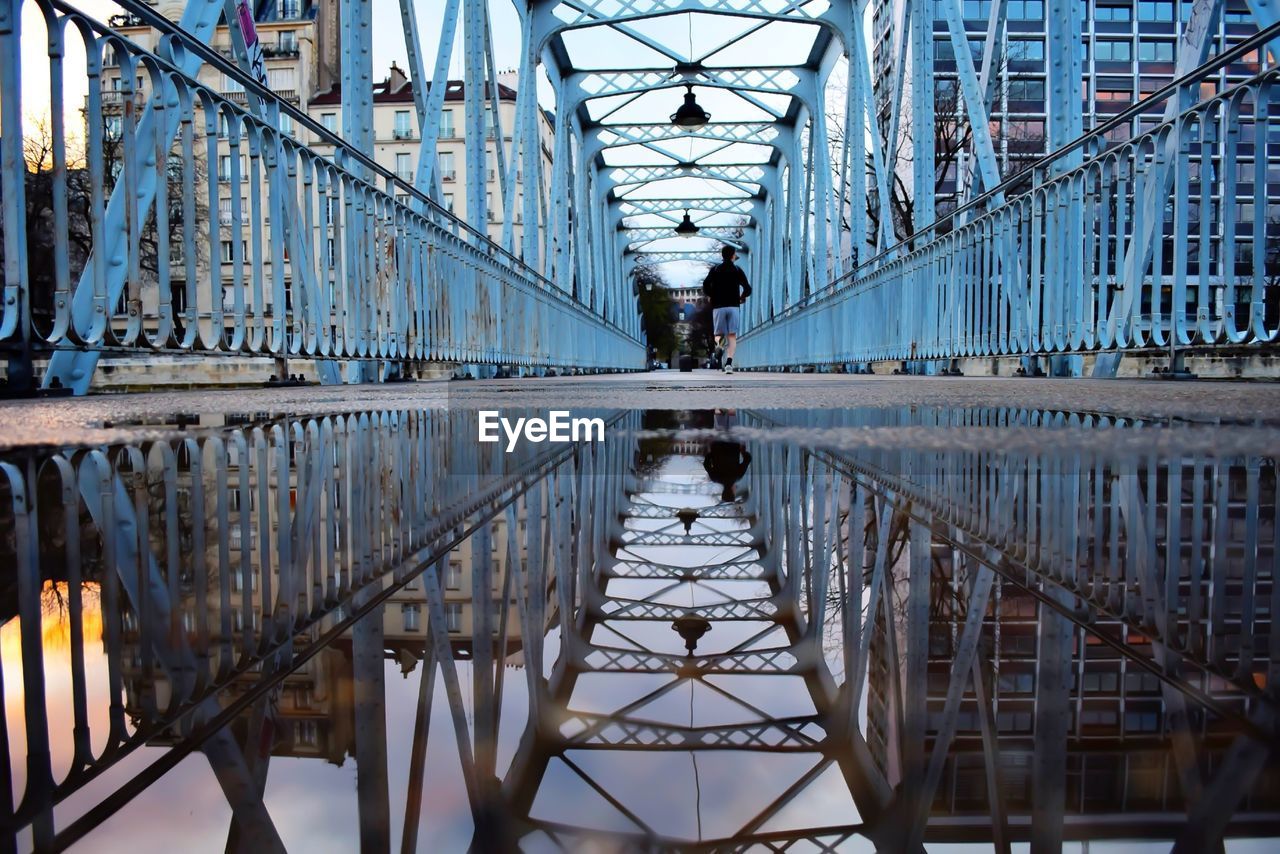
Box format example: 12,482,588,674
724,363,734,374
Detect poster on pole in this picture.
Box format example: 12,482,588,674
234,0,267,86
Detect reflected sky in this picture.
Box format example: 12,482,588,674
0,406,1277,852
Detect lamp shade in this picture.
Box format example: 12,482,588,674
670,84,710,128
674,210,699,238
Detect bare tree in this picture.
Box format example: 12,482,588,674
1,115,209,338
825,42,1017,255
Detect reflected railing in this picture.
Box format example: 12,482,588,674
0,409,624,849
0,407,1277,850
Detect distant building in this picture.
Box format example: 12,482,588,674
307,64,554,247
870,0,1270,217
666,284,708,346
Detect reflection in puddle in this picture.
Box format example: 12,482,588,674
0,406,1277,851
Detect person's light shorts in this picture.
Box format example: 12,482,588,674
713,307,740,336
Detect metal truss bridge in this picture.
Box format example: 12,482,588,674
2,0,1280,392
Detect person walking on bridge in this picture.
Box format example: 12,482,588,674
702,245,752,374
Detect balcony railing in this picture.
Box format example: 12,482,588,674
261,45,301,59
393,128,415,140
223,89,299,104
107,12,146,28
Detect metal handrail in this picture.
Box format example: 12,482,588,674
89,0,636,337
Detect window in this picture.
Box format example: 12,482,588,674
484,106,496,137
1124,709,1161,732
277,0,300,19
439,151,456,181
1125,670,1161,694
1138,1,1174,21
218,154,235,181
394,110,413,139
1008,79,1045,101
1009,38,1044,61
1080,707,1119,731
1009,119,1045,140
960,0,991,19
219,197,233,224
1081,670,1119,692
1007,0,1043,19
996,672,1035,693
1095,4,1132,21
445,602,462,632
1096,84,1133,101
104,115,123,138
1094,39,1133,61
231,570,259,592
222,73,244,94
443,193,454,214
321,112,338,133
1139,39,1175,61
295,720,317,746
277,30,297,52
395,152,412,181
440,109,455,138
268,68,295,91
487,192,495,221
446,559,462,589
996,711,1033,732
279,113,294,137
402,604,421,632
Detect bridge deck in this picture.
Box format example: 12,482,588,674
2,371,1278,450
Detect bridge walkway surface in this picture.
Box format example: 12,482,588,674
2,371,1279,449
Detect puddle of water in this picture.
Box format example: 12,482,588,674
0,407,1277,851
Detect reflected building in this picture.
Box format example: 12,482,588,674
862,462,1280,841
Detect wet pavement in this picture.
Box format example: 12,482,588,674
0,393,1278,851
3,371,1280,449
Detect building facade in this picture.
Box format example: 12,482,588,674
871,0,1271,214
306,64,554,248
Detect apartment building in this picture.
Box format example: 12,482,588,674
306,64,554,247
864,522,1280,836
870,0,1269,213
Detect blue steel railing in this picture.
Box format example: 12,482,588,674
0,0,643,385
740,21,1280,369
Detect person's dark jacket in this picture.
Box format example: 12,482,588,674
702,261,752,309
